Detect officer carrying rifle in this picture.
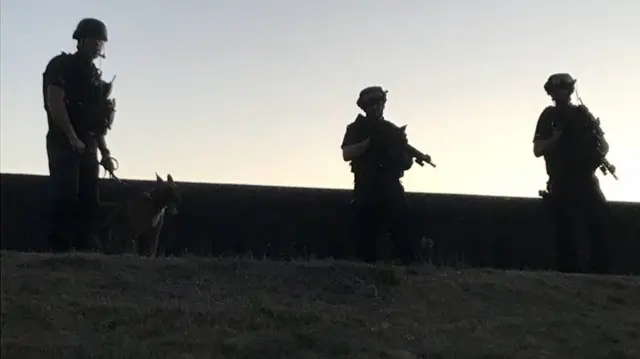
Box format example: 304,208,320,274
533,73,614,273
340,86,434,264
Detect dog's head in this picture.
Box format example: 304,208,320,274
151,173,181,215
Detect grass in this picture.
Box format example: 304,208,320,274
1,251,639,359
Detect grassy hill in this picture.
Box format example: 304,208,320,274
1,251,639,359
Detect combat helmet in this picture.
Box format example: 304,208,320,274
72,18,108,41
357,86,388,109
544,73,576,95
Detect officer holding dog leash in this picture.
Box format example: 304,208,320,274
43,18,118,252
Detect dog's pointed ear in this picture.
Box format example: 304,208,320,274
167,174,174,184
156,173,163,182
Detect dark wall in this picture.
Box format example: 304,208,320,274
1,173,638,273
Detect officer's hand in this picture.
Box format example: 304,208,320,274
69,136,86,153
101,154,115,172
356,137,371,151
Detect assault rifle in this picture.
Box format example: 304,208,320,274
90,75,117,136
600,157,618,180
575,90,618,180
399,125,436,168
100,75,117,134
391,123,436,168
93,75,119,182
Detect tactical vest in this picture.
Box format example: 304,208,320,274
350,115,408,181
546,105,603,178
44,53,113,137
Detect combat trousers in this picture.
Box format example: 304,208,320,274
46,132,100,252
545,175,611,274
351,178,414,264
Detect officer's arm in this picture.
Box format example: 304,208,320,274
599,137,610,156
97,135,110,157
44,58,78,142
532,107,560,158
341,124,370,161
593,117,610,156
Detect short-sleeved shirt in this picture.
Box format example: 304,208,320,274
341,116,372,180
43,52,101,139
532,106,556,143
341,115,369,149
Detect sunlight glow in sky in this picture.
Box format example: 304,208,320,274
1,0,638,202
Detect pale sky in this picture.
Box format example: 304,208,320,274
1,0,638,202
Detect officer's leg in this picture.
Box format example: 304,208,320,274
549,189,581,273
76,151,100,251
353,196,385,263
580,178,612,274
388,189,413,265
46,138,79,252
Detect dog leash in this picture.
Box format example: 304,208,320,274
99,156,125,184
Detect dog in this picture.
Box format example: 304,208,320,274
99,173,181,257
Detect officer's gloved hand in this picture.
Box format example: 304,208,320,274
100,152,115,173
